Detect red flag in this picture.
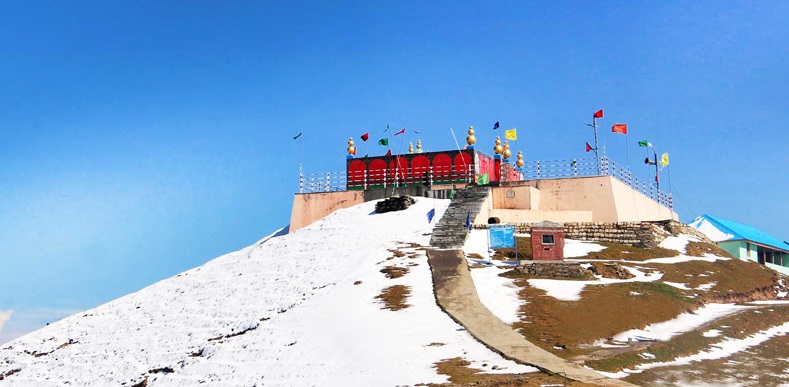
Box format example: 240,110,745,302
385,149,392,156
361,132,369,142
394,128,405,136
594,109,603,118
612,123,628,134
585,142,593,152
353,147,357,156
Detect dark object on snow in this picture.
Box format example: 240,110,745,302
375,196,416,213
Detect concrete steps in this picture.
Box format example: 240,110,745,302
429,185,490,249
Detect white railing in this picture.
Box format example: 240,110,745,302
300,156,673,210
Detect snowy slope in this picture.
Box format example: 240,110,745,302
0,198,535,386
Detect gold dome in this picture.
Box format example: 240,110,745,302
502,141,511,159
347,137,356,156
493,136,502,155
466,126,476,146
516,151,524,168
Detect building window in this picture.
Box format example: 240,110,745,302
746,242,751,257
542,234,555,245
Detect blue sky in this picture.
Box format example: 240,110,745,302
1,1,787,343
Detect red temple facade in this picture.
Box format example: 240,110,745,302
346,149,521,190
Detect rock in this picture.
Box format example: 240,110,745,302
375,196,416,213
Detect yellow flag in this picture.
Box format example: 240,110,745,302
660,153,669,167
504,128,517,141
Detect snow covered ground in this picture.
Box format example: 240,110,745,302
0,198,536,386
527,265,663,302
610,304,752,343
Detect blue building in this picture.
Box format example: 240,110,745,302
690,214,789,276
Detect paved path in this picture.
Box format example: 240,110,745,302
427,249,637,387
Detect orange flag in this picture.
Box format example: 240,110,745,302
612,123,628,134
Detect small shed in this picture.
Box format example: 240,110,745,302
531,221,565,261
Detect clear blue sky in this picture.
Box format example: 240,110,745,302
1,1,787,342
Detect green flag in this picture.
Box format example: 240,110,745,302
477,173,490,185
384,124,390,133
570,160,577,167
449,188,455,199
378,138,389,146
638,140,651,147
293,132,302,140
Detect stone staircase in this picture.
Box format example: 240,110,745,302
429,185,490,249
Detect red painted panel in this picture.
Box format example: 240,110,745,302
347,160,367,188
368,159,388,185
453,152,472,178
389,157,408,181
411,155,430,181
432,153,452,179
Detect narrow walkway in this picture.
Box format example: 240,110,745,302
427,249,637,387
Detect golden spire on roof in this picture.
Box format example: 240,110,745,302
347,137,356,156
466,126,476,146
493,136,502,155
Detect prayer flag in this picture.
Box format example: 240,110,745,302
504,128,517,141
493,121,500,130
293,132,302,140
361,132,369,141
378,138,389,146
594,109,604,118
465,211,472,231
638,140,651,147
571,160,577,167
395,128,406,136
660,153,669,168
585,142,593,152
612,123,628,134
477,173,490,185
427,208,436,223
449,188,455,199
384,124,390,133
385,149,392,157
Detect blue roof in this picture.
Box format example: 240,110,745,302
701,214,789,252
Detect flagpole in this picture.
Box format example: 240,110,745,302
593,113,600,175
450,128,468,181
625,132,631,169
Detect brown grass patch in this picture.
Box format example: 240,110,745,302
353,280,362,285
513,280,694,357
656,259,777,297
575,241,679,261
493,236,533,261
685,241,733,258
424,342,445,347
380,266,410,279
587,305,789,381
428,357,595,386
375,285,411,311
388,249,406,257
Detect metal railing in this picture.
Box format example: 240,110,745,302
299,156,673,209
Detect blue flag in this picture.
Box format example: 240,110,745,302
493,121,500,130
465,211,471,230
427,208,436,223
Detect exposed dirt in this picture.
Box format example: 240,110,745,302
380,265,410,279
375,285,411,311
493,237,533,261
574,242,680,261
588,262,635,279
685,241,732,258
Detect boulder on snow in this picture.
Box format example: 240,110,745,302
375,196,416,214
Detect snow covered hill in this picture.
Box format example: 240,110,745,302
0,198,535,386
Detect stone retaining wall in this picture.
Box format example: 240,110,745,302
514,262,587,278
474,220,713,248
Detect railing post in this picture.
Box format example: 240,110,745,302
429,166,433,186
536,160,541,180
299,170,303,193
364,170,368,190
325,172,330,192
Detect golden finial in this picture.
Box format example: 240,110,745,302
408,142,414,153
466,126,476,146
493,136,502,155
416,139,423,153
347,137,356,156
503,141,511,159
516,151,524,168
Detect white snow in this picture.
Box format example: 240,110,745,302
0,198,537,386
703,329,723,338
664,281,692,290
689,217,735,242
469,266,523,324
747,300,789,305
696,282,717,291
464,229,492,262
659,235,699,254
528,266,662,301
564,239,606,258
610,304,750,343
